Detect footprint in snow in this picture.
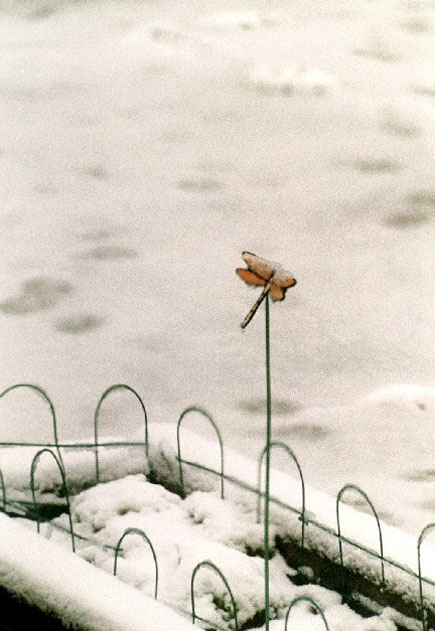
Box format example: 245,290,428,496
80,165,110,180
178,179,223,192
352,38,401,63
401,468,435,482
79,245,138,261
418,499,435,512
381,111,421,138
238,398,302,416
383,191,435,228
400,18,431,33
353,159,401,174
77,229,113,242
54,313,105,334
0,277,73,315
275,423,331,440
412,85,435,98
409,191,435,207
383,211,429,228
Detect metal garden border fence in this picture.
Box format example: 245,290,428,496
0,382,435,631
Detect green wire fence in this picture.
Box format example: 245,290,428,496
0,383,64,468
418,523,435,631
94,384,149,484
191,560,240,630
285,596,330,631
30,448,76,552
114,527,159,599
1,382,435,630
0,469,6,511
177,406,224,500
336,483,386,600
257,441,306,549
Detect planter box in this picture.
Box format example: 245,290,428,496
0,424,434,630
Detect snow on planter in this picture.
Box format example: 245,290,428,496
0,438,147,502
0,512,195,631
146,424,435,624
1,423,434,630
10,474,396,630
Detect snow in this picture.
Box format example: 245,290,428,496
143,422,435,588
9,469,398,631
0,1,433,537
0,0,434,628
0,511,196,631
270,384,435,536
1,423,435,629
0,440,147,502
67,480,290,629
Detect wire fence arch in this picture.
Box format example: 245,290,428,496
284,596,330,631
177,406,225,499
0,468,6,511
256,441,306,548
336,483,386,598
114,527,159,599
30,448,75,552
94,384,149,484
191,560,239,630
0,383,64,468
417,523,435,631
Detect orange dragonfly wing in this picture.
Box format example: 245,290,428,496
269,284,285,301
241,251,272,282
269,278,296,301
279,276,297,288
238,251,297,301
236,267,267,287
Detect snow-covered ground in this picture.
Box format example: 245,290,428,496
0,0,434,543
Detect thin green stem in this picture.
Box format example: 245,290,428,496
264,293,271,631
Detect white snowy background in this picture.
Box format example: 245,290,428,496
0,0,434,541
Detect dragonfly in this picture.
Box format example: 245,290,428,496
236,251,297,329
